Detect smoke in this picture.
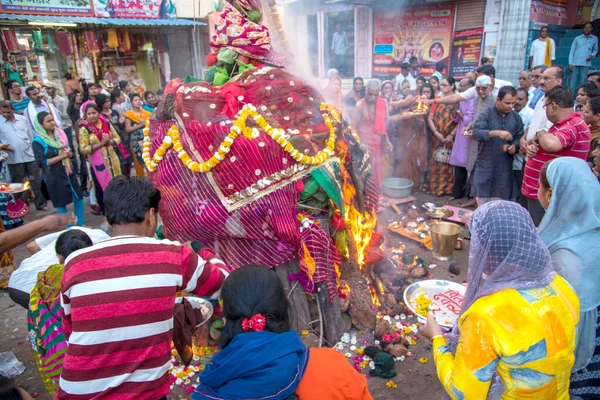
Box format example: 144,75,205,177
260,0,322,88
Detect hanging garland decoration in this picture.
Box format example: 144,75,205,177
143,103,336,173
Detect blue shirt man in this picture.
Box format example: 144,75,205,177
569,22,598,96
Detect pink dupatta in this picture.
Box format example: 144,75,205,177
79,119,112,190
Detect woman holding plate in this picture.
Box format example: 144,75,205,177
420,200,579,400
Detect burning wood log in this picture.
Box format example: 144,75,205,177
316,282,343,346
275,260,311,333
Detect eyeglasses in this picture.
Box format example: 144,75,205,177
532,74,542,79
543,102,557,109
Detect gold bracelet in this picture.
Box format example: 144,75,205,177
430,335,444,343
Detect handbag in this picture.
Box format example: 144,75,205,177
6,196,29,220
433,144,452,164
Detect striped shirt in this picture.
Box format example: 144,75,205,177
522,112,591,199
58,236,229,400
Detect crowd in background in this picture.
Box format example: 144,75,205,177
0,72,162,225
324,22,600,228
324,21,600,400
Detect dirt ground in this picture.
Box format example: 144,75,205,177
0,193,469,399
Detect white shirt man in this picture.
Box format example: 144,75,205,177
395,71,417,91
0,112,35,165
530,36,556,68
8,227,110,308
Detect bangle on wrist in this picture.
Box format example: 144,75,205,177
430,334,444,343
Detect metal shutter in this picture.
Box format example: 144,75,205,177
455,0,486,29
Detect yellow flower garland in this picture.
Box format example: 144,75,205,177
142,103,336,173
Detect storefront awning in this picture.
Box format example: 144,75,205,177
0,14,204,26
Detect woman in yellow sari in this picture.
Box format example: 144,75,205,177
123,93,151,177
420,201,579,400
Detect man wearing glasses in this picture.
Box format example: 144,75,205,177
520,67,563,224
5,80,29,115
529,65,547,109
522,86,591,225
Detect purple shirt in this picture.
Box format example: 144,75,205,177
449,97,474,168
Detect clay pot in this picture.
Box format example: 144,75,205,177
375,319,391,338
410,267,427,278
383,293,397,309
341,312,353,332
384,343,409,357
350,308,377,332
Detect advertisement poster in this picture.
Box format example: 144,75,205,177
576,0,595,25
450,28,484,79
373,5,456,77
530,0,569,26
107,0,162,18
0,0,93,15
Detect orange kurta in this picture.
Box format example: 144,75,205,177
295,348,373,399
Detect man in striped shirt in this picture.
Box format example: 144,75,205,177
522,86,591,225
59,176,229,399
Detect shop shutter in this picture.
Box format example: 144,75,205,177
455,0,486,29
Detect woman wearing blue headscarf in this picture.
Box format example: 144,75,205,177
538,156,600,398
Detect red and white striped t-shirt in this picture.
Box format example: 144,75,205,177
58,236,229,400
522,112,591,199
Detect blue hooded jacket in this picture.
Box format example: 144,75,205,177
193,331,309,400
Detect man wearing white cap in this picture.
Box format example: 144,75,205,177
457,75,498,207
423,65,513,107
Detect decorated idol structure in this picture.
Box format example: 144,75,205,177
146,0,379,343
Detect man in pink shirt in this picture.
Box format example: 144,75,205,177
522,86,591,225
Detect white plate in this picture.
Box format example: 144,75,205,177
174,296,214,327
0,183,27,194
403,280,466,328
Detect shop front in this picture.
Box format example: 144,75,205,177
0,0,203,100
282,0,486,80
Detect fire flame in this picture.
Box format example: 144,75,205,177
23,181,30,190
370,284,381,307
341,282,351,295
337,140,378,269
416,101,429,112
378,280,386,295
346,206,377,268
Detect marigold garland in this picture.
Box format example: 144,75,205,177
142,103,336,173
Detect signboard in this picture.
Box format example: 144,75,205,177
373,5,456,77
107,0,162,18
450,28,484,79
530,0,569,26
0,0,93,15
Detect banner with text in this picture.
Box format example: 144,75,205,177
373,5,456,77
0,0,93,15
450,28,484,80
107,0,162,18
530,0,569,26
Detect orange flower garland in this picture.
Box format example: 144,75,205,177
142,103,336,173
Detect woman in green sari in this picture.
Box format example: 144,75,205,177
27,230,92,395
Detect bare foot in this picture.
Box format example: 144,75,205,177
459,198,477,208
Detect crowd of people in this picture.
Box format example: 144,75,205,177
327,24,600,227
0,75,160,224
0,13,599,400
